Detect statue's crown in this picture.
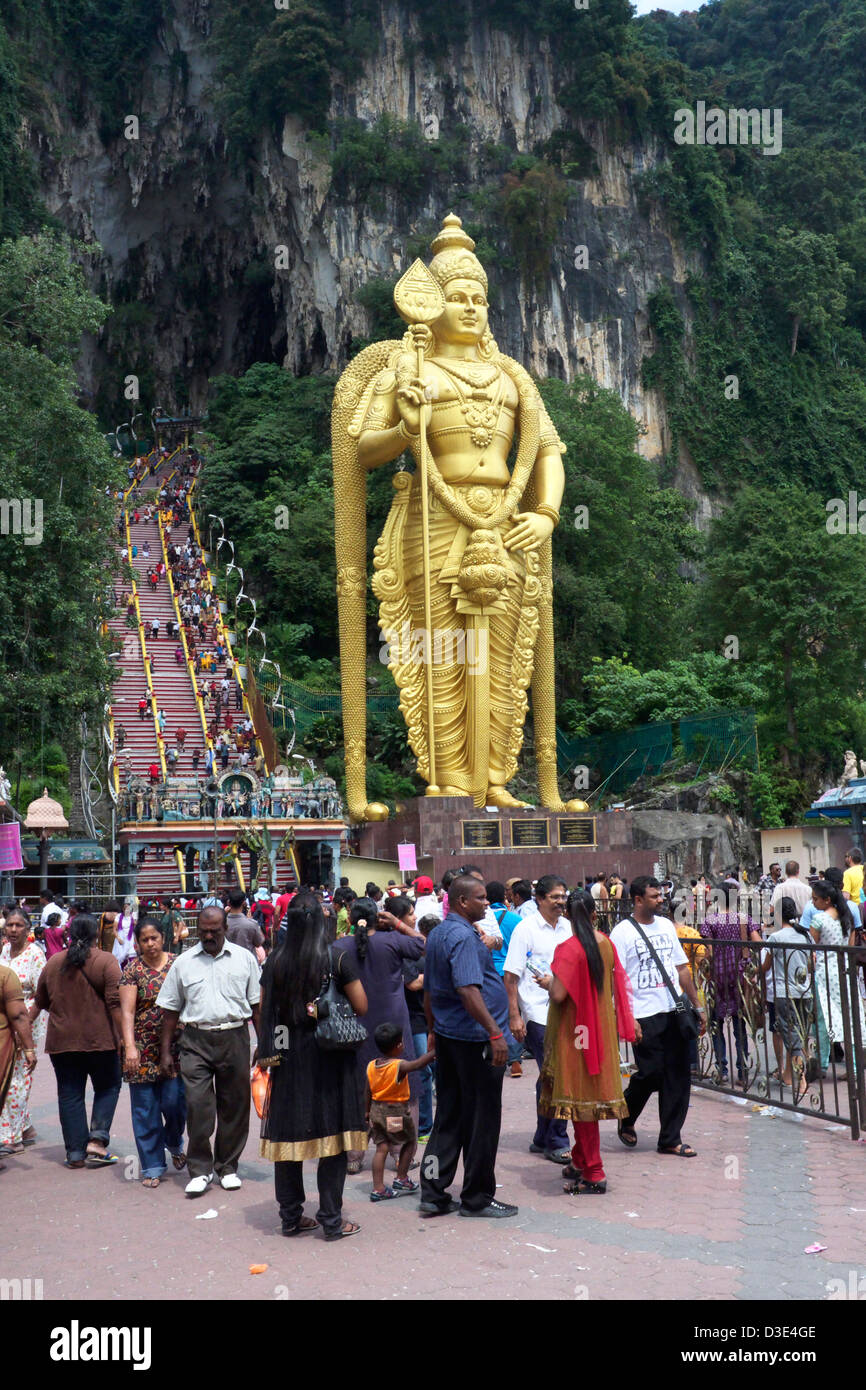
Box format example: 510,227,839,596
429,213,488,292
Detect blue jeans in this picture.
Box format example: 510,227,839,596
524,1020,569,1152
51,1050,122,1163
128,1076,187,1178
411,1030,434,1135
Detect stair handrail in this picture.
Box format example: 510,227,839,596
156,484,213,755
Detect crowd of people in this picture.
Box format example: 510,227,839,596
0,859,863,1242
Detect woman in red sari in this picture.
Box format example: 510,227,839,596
539,890,640,1194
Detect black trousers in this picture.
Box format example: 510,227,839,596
275,1153,348,1237
623,1010,691,1150
178,1025,251,1178
420,1033,505,1213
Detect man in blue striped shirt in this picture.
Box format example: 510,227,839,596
419,874,518,1219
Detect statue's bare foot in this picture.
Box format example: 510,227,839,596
486,786,532,809
425,785,464,797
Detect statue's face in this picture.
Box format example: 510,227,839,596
435,278,488,346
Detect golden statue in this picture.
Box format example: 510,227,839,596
333,213,575,821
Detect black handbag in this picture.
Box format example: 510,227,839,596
627,917,702,1042
313,964,367,1052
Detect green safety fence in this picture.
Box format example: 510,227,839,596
557,709,757,794
257,667,757,793
680,709,759,774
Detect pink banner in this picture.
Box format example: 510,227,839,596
397,842,417,872
0,822,23,872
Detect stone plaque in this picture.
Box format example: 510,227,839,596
462,818,503,850
558,816,597,847
511,817,550,848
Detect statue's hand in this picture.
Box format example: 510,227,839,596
503,512,554,553
396,376,433,436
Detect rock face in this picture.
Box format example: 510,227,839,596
28,0,705,498
630,809,759,881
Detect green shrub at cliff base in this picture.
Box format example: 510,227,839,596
0,232,123,781
540,375,697,692
697,482,866,779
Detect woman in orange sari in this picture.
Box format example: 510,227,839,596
539,890,640,1194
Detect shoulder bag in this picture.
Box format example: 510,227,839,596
627,917,702,1042
313,953,367,1052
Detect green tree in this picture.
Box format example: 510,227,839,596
769,227,854,356
0,231,122,779
698,482,866,774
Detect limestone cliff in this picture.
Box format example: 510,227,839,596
29,0,702,487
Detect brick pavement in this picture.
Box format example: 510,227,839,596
3,1053,864,1301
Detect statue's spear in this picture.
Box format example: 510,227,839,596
393,259,446,795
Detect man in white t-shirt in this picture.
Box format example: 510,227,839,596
503,874,572,1163
39,891,68,929
610,876,706,1158
769,860,811,923
412,876,443,923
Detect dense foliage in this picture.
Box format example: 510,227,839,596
0,233,124,811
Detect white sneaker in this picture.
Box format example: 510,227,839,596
219,1173,242,1191
185,1172,214,1197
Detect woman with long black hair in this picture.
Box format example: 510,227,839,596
339,896,425,1173
34,914,123,1168
538,890,639,1194
809,878,866,1071
258,892,368,1240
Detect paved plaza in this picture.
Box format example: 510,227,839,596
5,1055,865,1302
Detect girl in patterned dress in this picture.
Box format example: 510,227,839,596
0,908,46,1152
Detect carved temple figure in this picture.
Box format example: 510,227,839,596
841,749,859,786
333,213,582,821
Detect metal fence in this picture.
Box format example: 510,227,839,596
616,934,865,1140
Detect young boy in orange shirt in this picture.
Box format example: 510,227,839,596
366,1023,433,1202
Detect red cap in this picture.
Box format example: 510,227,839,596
414,875,434,894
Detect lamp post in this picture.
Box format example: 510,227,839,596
25,788,69,894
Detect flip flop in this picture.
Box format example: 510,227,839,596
324,1221,361,1241
85,1151,118,1166
657,1143,697,1158
172,1152,188,1170
282,1216,320,1237
617,1120,637,1148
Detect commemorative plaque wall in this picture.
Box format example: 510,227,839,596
558,816,597,847
511,818,550,848
462,819,503,850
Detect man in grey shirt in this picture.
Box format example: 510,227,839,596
225,887,265,957
158,905,261,1197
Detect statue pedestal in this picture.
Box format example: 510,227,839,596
352,794,630,883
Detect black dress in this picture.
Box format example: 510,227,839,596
259,944,367,1161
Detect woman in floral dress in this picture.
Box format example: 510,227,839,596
810,880,866,1070
119,917,187,1187
0,907,46,1152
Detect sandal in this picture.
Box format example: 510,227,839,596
85,1151,118,1166
577,1179,607,1194
617,1120,637,1148
324,1220,361,1241
658,1143,697,1158
346,1160,362,1175
282,1216,320,1237
142,1177,161,1188
65,1159,86,1169
370,1187,395,1202
172,1152,188,1171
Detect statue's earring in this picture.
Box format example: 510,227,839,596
478,327,496,361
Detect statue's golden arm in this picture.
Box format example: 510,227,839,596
532,445,566,515
357,386,406,472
